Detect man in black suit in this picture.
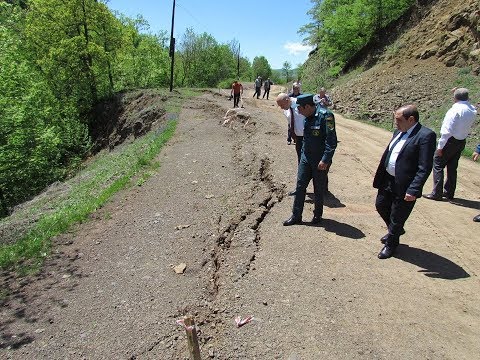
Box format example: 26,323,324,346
373,105,436,259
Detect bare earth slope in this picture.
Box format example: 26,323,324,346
331,0,479,150
1,86,479,359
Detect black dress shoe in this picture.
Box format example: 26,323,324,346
423,193,442,201
380,229,405,244
442,192,453,200
288,190,296,196
473,214,480,222
378,245,397,259
311,216,322,224
283,216,301,226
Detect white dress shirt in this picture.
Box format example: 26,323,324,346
438,101,477,149
386,123,419,176
284,97,305,136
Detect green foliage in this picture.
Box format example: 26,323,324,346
0,2,89,210
113,15,170,90
282,61,292,83
0,1,174,214
217,79,235,89
301,0,415,66
252,56,272,80
298,52,336,92
178,28,245,87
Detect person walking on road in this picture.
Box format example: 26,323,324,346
262,78,273,100
373,105,436,259
423,87,477,201
283,94,337,226
253,76,262,99
231,80,243,108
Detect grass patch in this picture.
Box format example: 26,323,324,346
0,89,200,271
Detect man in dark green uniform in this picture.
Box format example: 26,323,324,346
283,94,337,226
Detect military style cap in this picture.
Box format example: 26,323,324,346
296,94,314,107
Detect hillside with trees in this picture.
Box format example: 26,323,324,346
298,0,479,151
0,0,268,215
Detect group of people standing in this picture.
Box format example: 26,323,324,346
276,84,478,260
230,76,274,107
253,76,273,100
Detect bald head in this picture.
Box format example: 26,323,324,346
276,93,291,110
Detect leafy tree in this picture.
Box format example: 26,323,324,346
178,28,239,87
252,56,272,80
0,2,88,210
282,61,292,83
300,0,414,66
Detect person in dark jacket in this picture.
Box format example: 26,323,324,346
373,104,436,259
262,78,273,99
283,94,337,226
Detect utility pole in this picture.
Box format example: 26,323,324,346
169,0,175,92
237,43,240,79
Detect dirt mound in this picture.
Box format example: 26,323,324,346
89,89,169,153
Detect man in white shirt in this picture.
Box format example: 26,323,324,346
423,88,477,200
276,93,305,195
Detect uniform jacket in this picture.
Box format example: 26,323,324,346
373,123,436,197
302,105,337,164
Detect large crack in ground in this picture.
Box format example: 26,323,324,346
140,95,287,357
140,93,288,358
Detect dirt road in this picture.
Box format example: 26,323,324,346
2,86,479,359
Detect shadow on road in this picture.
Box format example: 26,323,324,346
305,191,346,208
0,246,83,350
324,192,346,208
395,244,470,280
316,218,365,239
447,197,480,211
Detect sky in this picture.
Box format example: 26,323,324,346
107,0,315,70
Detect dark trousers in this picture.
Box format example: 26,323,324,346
292,157,327,219
293,138,331,194
233,93,240,108
295,136,303,163
262,89,270,99
375,174,415,245
253,87,261,98
431,137,466,198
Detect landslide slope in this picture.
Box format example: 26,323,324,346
331,0,479,150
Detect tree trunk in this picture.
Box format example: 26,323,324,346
0,187,9,217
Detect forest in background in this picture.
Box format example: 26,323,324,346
0,0,417,216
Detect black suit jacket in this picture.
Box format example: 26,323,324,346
373,123,436,198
